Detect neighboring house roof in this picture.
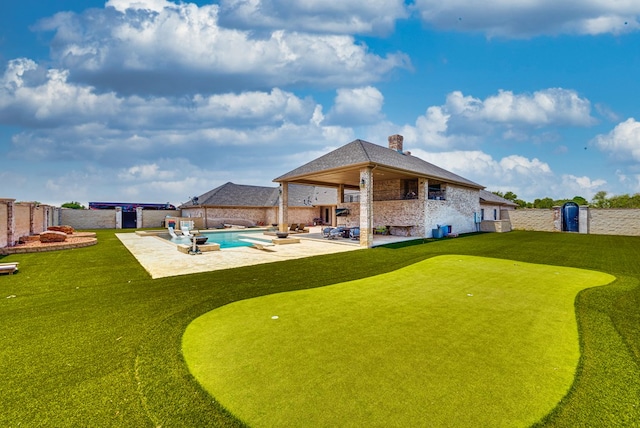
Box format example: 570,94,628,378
273,139,483,190
179,182,336,208
479,190,519,207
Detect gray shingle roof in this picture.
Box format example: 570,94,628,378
180,182,336,208
273,139,483,189
479,190,518,206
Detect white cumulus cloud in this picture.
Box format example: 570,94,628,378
400,88,595,151
34,1,410,95
325,86,385,125
413,0,640,37
218,0,408,35
593,118,640,161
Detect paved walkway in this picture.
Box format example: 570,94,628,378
117,227,416,279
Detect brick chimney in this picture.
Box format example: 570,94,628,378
388,134,403,152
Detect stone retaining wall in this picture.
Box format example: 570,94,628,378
503,207,640,236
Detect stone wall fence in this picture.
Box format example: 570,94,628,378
4,200,640,250
502,207,640,236
1,199,60,248
60,208,181,230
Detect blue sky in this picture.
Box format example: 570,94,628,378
1,0,639,207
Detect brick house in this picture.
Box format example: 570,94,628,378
274,135,485,247
179,182,338,228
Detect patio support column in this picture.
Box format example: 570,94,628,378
278,182,289,232
136,206,143,229
419,178,427,237
115,206,122,229
338,184,344,204
359,167,374,248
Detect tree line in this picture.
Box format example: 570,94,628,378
492,191,640,209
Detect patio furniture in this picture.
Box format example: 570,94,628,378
288,223,299,232
349,227,360,240
168,227,179,239
296,223,309,233
0,262,19,275
328,227,345,239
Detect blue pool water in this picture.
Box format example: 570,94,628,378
163,229,268,249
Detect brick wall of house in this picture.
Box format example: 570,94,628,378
182,207,275,227
180,206,318,228
425,185,479,237
377,200,425,236
340,183,478,238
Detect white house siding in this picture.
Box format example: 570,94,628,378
425,185,479,237
480,203,503,221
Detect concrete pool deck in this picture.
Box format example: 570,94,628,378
117,226,417,279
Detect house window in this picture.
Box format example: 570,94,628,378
493,209,497,220
428,183,446,200
481,208,485,220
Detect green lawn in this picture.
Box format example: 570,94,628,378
183,255,614,427
1,231,639,427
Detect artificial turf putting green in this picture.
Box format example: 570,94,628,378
183,255,615,427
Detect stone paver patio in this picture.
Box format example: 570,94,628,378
117,227,415,279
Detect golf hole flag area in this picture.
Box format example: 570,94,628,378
182,255,615,427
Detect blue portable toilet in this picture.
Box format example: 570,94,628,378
562,202,579,232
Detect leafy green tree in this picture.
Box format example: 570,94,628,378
591,191,609,208
516,199,532,208
572,196,589,206
503,191,518,202
533,197,555,209
61,201,86,209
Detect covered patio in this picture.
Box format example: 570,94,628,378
273,135,483,248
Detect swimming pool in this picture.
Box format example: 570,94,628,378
162,229,268,249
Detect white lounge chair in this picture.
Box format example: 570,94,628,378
168,227,179,239
181,226,193,237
